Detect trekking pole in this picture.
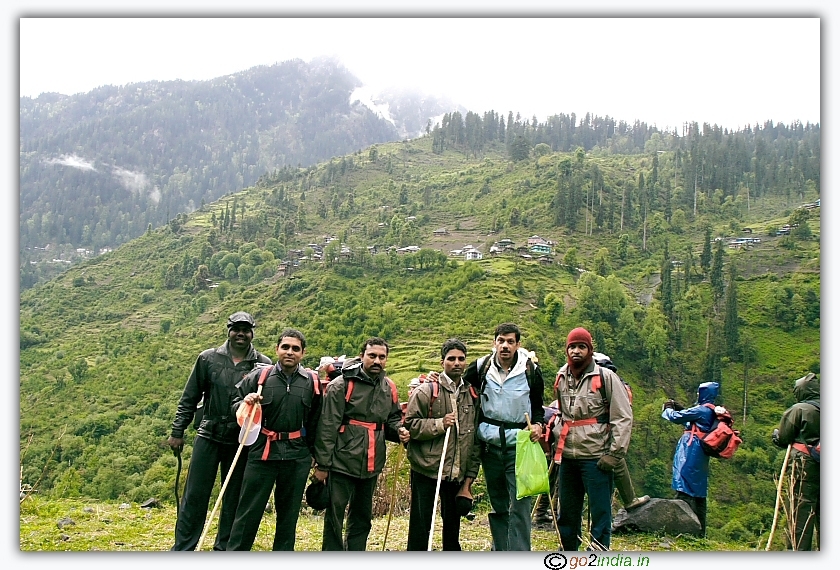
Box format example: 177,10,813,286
382,442,406,551
531,460,556,518
173,444,183,517
428,425,452,551
196,383,263,551
526,414,562,547
766,443,792,551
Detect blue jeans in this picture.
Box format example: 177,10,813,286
558,458,614,551
481,443,533,551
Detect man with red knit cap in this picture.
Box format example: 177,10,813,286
551,327,632,551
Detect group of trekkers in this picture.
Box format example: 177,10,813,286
167,311,820,552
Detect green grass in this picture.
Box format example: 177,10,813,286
19,495,749,552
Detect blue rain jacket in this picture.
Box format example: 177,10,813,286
661,382,719,498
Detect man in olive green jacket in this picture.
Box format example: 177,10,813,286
772,372,820,550
312,337,408,551
404,338,480,551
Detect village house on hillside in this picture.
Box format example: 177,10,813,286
462,245,483,261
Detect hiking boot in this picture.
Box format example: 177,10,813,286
533,517,554,530
625,495,650,510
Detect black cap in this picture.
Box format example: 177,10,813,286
227,311,256,329
455,496,473,518
305,480,330,511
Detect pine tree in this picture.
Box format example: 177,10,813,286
700,226,712,275
661,242,673,320
724,261,740,358
711,240,725,304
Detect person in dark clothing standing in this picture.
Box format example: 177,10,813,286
226,329,322,551
167,311,272,551
312,337,409,551
772,372,820,551
404,338,480,551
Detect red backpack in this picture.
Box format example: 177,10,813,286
689,404,742,459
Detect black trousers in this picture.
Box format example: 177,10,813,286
322,470,379,551
172,435,247,551
676,491,707,536
407,470,462,551
226,455,311,551
789,453,820,551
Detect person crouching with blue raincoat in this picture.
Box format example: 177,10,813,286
661,381,720,537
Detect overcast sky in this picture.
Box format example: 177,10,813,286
19,17,820,132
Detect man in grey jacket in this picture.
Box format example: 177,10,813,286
552,327,632,551
404,338,480,550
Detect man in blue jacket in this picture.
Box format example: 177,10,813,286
661,381,720,537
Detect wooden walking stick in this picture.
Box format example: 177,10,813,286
382,442,406,551
196,382,263,551
766,443,792,551
428,425,452,551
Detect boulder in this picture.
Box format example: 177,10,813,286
612,497,702,536
140,498,160,509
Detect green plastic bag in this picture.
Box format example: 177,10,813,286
515,429,550,499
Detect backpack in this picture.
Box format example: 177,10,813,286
690,403,742,459
477,352,538,396
417,375,478,417
799,400,820,463
592,353,633,406
551,353,633,407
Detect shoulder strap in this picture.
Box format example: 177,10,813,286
428,379,440,418
306,368,321,396
385,377,399,404
596,366,607,403
256,364,273,386
525,358,535,389
803,400,820,411
345,376,398,404
478,354,493,395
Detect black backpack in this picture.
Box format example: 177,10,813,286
476,352,538,396
800,400,820,463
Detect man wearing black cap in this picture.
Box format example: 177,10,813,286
404,338,480,550
167,311,272,551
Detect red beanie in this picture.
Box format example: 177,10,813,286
566,327,593,351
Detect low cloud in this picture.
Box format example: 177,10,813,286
45,154,97,171
112,167,150,194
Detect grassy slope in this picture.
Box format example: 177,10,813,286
19,136,820,551
20,495,748,552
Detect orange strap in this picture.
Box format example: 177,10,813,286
792,442,812,455
552,417,599,462
259,427,303,460
338,419,382,472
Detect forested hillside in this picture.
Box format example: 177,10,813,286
19,123,819,548
19,57,460,289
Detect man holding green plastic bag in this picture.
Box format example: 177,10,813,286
463,323,545,551
515,417,550,500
